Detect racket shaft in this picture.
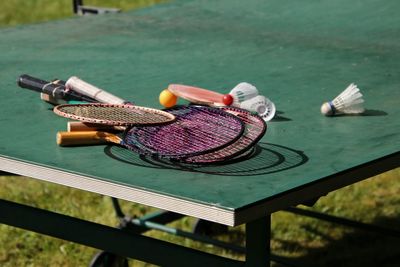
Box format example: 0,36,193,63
67,121,125,132
66,76,128,104
57,131,121,146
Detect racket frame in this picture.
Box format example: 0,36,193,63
53,103,176,126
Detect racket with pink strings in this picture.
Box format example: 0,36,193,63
57,105,245,159
178,107,266,164
168,84,225,107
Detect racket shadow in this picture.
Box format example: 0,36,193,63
104,142,308,177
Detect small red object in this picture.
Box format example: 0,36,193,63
222,94,234,106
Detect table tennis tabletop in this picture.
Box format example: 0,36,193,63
0,0,399,228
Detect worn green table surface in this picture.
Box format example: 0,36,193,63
0,0,399,226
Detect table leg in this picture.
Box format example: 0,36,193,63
245,215,271,267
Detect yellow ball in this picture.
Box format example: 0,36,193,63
159,89,178,108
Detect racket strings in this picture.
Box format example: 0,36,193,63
132,114,240,154
54,104,175,126
174,118,238,144
125,106,244,157
181,108,266,164
67,105,167,123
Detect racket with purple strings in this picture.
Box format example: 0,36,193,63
177,107,266,164
124,105,245,158
57,105,245,159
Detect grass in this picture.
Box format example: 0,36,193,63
0,0,163,27
1,1,400,266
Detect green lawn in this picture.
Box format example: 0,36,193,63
1,1,399,266
0,0,162,27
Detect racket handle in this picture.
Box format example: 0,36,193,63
57,131,121,146
18,74,97,103
65,76,130,105
67,121,125,132
18,74,63,96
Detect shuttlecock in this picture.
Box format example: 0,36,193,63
240,95,276,121
321,83,365,116
227,82,259,106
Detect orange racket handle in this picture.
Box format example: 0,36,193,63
56,131,121,146
67,121,124,132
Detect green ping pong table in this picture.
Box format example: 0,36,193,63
0,0,399,266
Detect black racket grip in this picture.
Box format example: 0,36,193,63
17,74,68,98
17,74,97,103
17,74,50,92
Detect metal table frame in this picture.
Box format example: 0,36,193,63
1,151,398,266
0,196,269,267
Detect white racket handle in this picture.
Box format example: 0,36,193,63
65,76,128,104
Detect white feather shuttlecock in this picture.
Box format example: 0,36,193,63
240,95,276,122
321,83,365,116
229,82,259,106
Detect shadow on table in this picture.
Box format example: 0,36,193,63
104,142,308,176
272,215,400,267
271,111,292,122
361,109,388,116
329,109,387,117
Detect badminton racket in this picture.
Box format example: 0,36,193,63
179,107,266,164
65,76,131,104
17,74,97,103
54,103,176,126
167,84,225,107
57,105,245,159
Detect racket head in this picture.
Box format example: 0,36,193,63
168,84,225,106
179,107,267,164
53,103,176,126
122,105,245,158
